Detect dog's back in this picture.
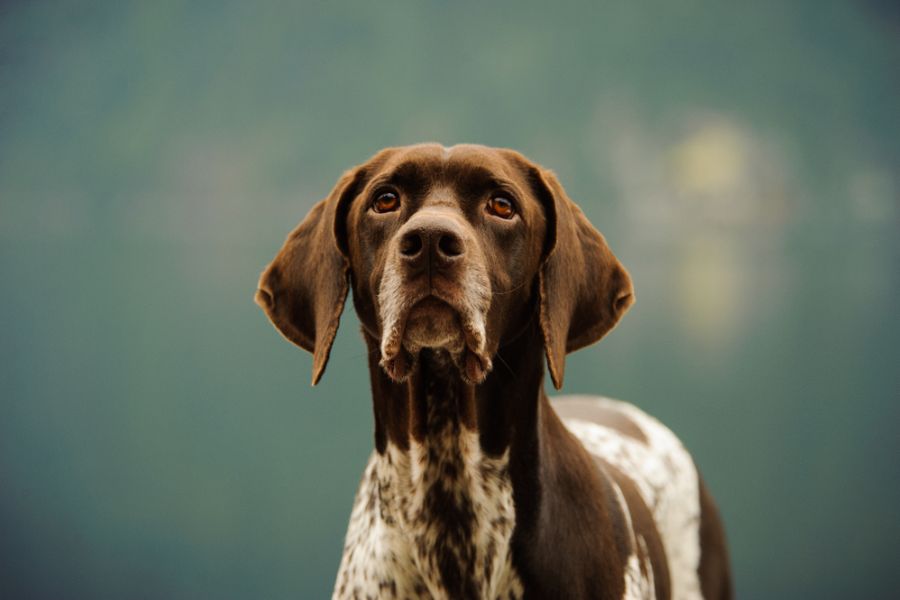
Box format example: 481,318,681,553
555,396,732,600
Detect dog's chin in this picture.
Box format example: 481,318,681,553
402,297,466,353
379,296,493,385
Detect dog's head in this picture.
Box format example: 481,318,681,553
256,144,633,389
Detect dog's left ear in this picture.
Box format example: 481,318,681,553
255,166,368,386
531,168,635,389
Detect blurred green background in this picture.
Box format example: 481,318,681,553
1,1,898,598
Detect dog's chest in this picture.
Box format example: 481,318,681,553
334,422,522,599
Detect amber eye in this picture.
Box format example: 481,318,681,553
372,191,400,213
486,195,516,219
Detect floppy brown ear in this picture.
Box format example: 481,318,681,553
255,167,366,385
533,169,635,389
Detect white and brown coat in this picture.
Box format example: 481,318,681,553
256,144,732,599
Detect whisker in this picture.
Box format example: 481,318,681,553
492,280,530,296
493,350,516,377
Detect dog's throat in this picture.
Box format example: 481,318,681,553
408,349,475,438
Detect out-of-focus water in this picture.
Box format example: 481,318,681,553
1,1,898,598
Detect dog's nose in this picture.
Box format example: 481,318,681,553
398,224,465,270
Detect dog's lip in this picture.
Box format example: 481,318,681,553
403,295,465,351
403,294,464,339
401,285,465,317
409,294,456,312
379,290,458,353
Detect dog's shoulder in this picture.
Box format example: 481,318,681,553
554,394,706,600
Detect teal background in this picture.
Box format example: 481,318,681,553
1,1,898,598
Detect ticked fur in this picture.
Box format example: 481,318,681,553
334,383,523,599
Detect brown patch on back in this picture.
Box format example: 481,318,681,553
698,473,733,600
552,398,648,444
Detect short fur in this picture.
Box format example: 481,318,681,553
256,144,732,599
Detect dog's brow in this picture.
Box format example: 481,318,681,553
451,165,495,186
453,166,519,200
376,160,436,196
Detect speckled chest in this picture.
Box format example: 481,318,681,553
333,393,523,599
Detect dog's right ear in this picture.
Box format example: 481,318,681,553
255,165,370,386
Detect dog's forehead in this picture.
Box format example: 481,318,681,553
372,144,522,189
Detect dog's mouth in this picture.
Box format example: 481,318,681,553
403,297,466,352
379,291,492,385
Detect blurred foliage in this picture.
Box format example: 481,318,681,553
1,1,897,598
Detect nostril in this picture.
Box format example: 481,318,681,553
400,232,424,257
437,233,463,258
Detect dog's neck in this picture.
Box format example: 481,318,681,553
362,319,597,597
380,348,519,598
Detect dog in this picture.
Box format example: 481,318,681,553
256,144,732,599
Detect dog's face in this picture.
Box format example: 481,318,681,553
343,145,549,384
256,144,633,389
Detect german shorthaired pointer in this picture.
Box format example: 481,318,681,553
256,144,732,599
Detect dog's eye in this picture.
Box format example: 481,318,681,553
372,191,400,213
486,195,516,219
